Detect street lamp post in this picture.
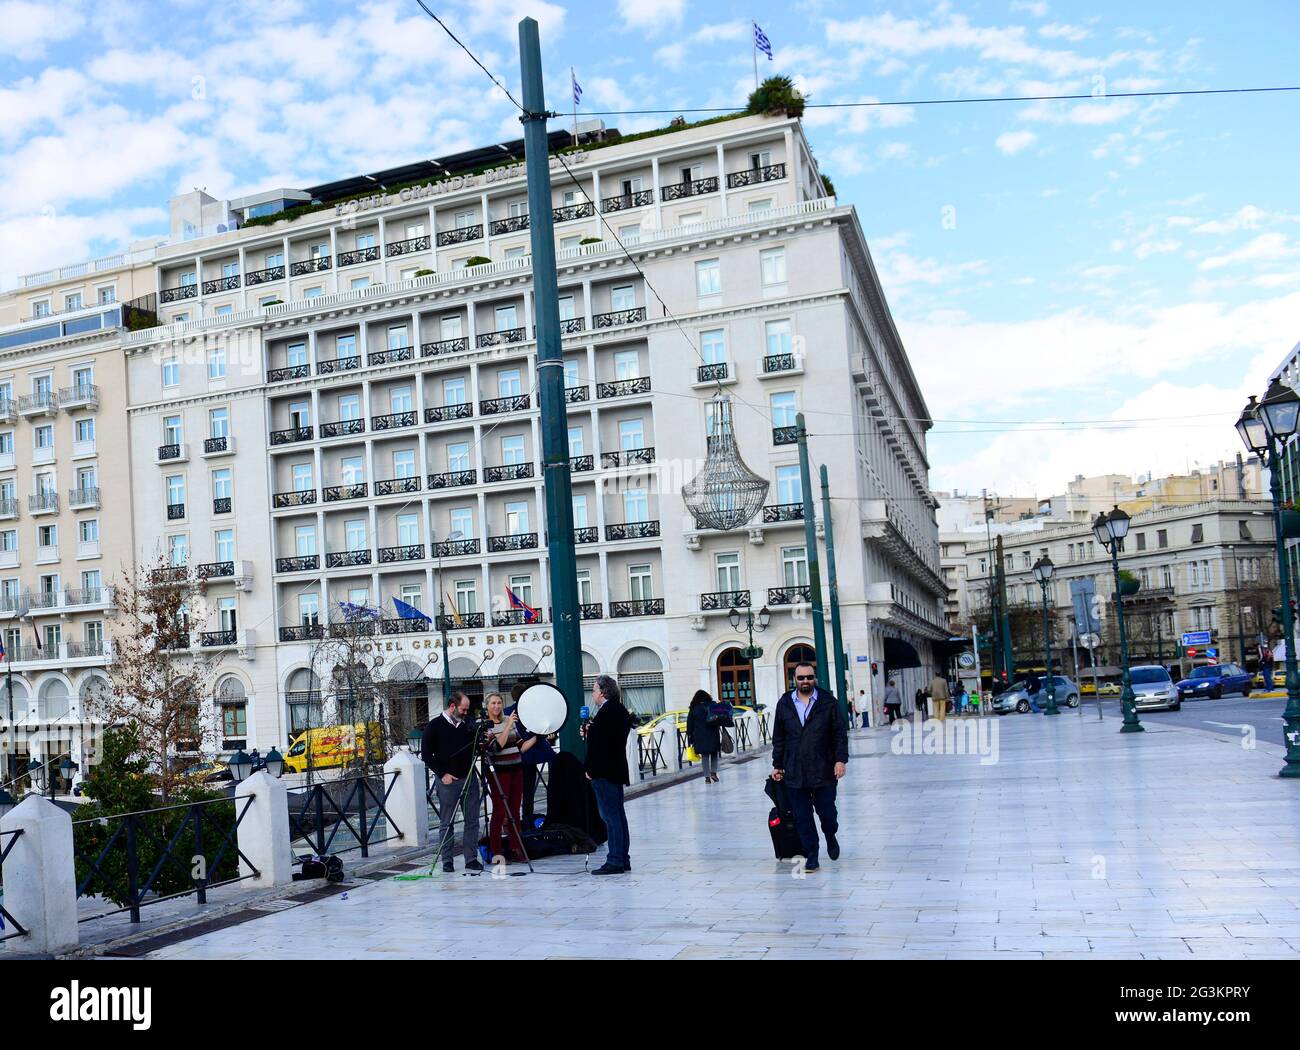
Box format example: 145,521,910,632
728,605,771,703
1236,385,1300,776
433,531,462,707
1032,555,1060,715
1093,506,1144,733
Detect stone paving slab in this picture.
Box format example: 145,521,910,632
137,714,1300,959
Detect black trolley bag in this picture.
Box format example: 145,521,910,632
763,775,803,860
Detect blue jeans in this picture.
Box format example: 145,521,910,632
591,778,630,869
788,783,838,865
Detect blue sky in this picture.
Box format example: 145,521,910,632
2,0,1297,496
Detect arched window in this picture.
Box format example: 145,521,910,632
783,643,817,693
716,646,754,705
285,669,322,737
617,646,664,715
38,678,71,721
216,676,248,745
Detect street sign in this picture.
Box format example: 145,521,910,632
1206,648,1217,658
958,652,976,669
1182,631,1212,647
855,655,869,662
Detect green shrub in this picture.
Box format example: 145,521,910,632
465,255,491,267
413,268,435,277
580,237,602,245
746,75,806,118
821,173,836,197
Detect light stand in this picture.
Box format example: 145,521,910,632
1094,507,1144,734
729,605,770,702
1032,555,1059,715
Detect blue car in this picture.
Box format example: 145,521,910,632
1176,664,1253,700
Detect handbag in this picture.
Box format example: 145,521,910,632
706,702,735,727
685,744,700,763
718,726,734,754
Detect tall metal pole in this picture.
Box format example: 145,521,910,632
995,534,1013,685
795,414,829,690
1039,577,1059,715
436,548,452,705
519,18,584,756
1266,441,1300,776
820,465,848,716
1109,543,1144,733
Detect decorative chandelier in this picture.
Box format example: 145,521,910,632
681,394,770,530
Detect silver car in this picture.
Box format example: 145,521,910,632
1129,665,1181,711
992,676,1081,714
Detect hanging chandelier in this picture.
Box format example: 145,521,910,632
681,394,769,531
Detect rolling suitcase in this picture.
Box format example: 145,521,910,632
764,776,802,860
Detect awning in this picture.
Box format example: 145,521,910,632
882,636,922,671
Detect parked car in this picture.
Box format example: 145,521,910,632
992,676,1081,714
1097,682,1122,697
1130,665,1180,711
1175,664,1253,700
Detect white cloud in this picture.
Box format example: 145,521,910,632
1199,233,1300,272
995,130,1037,155
617,0,685,33
1191,205,1284,236
1039,23,1090,41
0,0,85,58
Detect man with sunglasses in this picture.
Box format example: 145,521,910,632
771,661,848,872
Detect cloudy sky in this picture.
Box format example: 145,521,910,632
2,0,1297,498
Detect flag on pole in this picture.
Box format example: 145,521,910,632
445,592,464,628
571,69,583,107
392,597,430,623
754,22,774,60
505,586,539,624
0,634,7,661
337,600,380,620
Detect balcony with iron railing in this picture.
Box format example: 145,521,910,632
166,501,185,520
202,436,235,457
59,383,99,410
560,318,585,335
386,235,430,257
553,201,596,223
488,533,538,552
280,623,324,641
0,498,18,519
610,599,664,617
428,469,477,489
593,306,646,329
661,175,719,200
425,402,473,423
290,256,331,276
196,561,235,580
601,446,655,468
601,189,655,212
697,363,729,383
323,483,368,502
156,442,187,463
65,586,113,608
273,489,317,508
316,353,362,376
570,455,594,472
268,363,311,383
368,345,415,367
772,425,798,445
434,538,480,558
490,215,530,236
326,549,372,568
597,376,651,398
762,353,797,374
436,225,483,247
700,589,750,610
371,410,416,431
200,629,240,647
328,619,376,638
375,476,421,496
320,418,365,438
421,337,469,358
160,283,199,303
378,544,424,563
381,616,431,634
19,390,57,416
480,393,531,415
580,603,604,620
605,521,660,541
0,400,16,424
762,503,804,523
484,462,534,483
270,425,313,445
29,492,59,514
574,527,598,544
565,385,590,404
337,245,381,267
245,264,285,285
493,609,545,627
476,327,527,349
202,274,240,294
725,162,786,188
68,487,100,510
213,496,232,514
436,612,485,630
276,555,319,572
768,585,812,606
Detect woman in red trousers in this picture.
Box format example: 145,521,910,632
483,692,536,863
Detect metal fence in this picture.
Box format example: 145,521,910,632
288,769,403,858
0,828,26,941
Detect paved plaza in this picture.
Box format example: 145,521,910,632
138,712,1300,960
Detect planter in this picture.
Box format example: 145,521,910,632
1118,576,1141,597
1281,509,1300,539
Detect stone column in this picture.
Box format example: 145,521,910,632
0,794,77,954
234,769,292,890
383,751,429,848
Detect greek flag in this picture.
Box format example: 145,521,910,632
572,69,583,106
754,22,773,60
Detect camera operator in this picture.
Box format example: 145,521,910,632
482,692,536,863
421,691,484,873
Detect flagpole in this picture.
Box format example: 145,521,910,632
571,67,577,147
752,22,759,91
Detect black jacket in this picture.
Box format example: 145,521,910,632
771,689,848,789
686,703,721,755
421,714,475,779
584,698,633,785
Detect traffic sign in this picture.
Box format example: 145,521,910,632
1206,648,1217,658
1181,631,1212,647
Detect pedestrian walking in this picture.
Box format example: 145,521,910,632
914,686,927,720
929,671,950,722
686,689,725,783
846,693,858,730
771,661,848,872
883,678,903,724
1026,673,1043,713
1259,642,1275,690
584,674,634,875
420,691,484,873
858,689,870,728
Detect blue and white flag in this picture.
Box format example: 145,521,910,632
571,68,583,106
392,597,430,622
754,22,773,60
338,600,380,620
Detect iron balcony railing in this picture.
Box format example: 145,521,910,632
436,225,483,246
480,393,531,415
697,363,729,382
376,476,420,496
0,498,19,517
280,623,324,641
204,436,230,453
368,346,414,367
337,246,380,266
371,410,416,430
328,619,376,638
378,544,424,563
166,502,185,520
201,629,239,647
323,483,368,502
276,555,319,572
434,538,480,557
245,264,285,285
437,612,485,630
725,161,786,188
560,317,585,335
65,586,107,606
597,376,651,398
601,446,655,468
661,175,719,200
270,425,313,445
30,491,58,512
490,215,530,235
493,609,544,627
425,402,473,423
768,585,812,606
593,307,646,329
553,201,595,223
421,336,468,358
60,383,99,406
316,355,361,375
67,639,105,658
268,363,310,383
574,527,598,543
605,521,660,541
381,616,430,634
326,550,372,568
320,418,365,438
157,442,182,460
565,384,589,402
476,327,527,348
763,353,796,373
601,189,655,212
570,454,594,472
762,503,805,523
701,589,750,610
773,425,798,445
0,399,16,422
273,490,317,508
428,469,476,489
611,599,664,617
484,462,534,483
386,235,430,256
488,533,538,552
160,284,198,302
197,561,235,579
290,256,331,275
69,487,100,509
202,274,240,294
580,603,604,620
213,496,232,514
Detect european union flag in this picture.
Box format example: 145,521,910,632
392,597,430,622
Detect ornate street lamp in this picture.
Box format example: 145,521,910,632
1093,506,1144,733
1032,555,1060,715
227,748,253,784
262,747,285,779
59,756,78,792
407,725,424,754
1238,386,1300,776
728,605,771,705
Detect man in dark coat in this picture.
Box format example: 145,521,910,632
583,673,634,875
771,661,848,871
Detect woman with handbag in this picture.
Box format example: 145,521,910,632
686,689,726,783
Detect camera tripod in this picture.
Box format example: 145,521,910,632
477,733,534,876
